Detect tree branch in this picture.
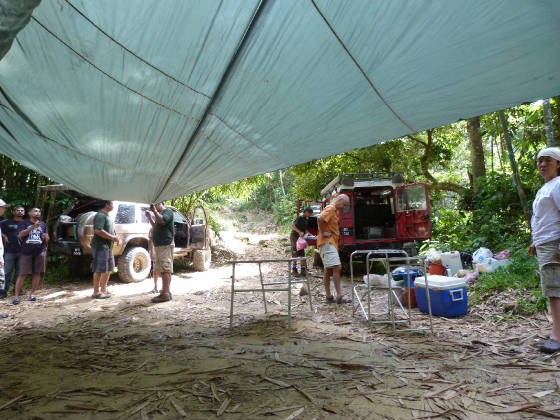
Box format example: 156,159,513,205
415,129,469,195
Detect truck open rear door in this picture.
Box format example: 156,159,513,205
395,182,431,240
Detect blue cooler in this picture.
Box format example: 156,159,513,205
391,266,423,287
414,275,468,317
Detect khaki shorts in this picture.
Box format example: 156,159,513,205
154,244,174,274
19,252,47,275
319,243,341,268
536,239,560,297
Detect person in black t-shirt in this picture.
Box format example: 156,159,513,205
290,207,313,276
0,205,26,298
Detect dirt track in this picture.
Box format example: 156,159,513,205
0,209,559,419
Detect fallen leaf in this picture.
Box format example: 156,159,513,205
533,390,555,398
322,405,342,414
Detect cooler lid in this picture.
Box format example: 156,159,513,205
414,275,466,290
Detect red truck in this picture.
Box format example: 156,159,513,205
296,172,431,265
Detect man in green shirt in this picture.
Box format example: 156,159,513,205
91,201,119,299
145,202,175,303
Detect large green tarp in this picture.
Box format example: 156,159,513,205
0,0,559,202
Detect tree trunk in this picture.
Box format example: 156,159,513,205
279,169,286,196
543,98,556,147
498,110,530,222
467,116,486,191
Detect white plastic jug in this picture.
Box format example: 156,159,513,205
440,251,462,276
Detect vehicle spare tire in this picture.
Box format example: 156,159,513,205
117,246,151,283
312,247,323,268
193,247,211,271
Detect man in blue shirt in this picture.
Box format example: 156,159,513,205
0,205,26,299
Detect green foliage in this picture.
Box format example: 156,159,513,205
470,247,546,314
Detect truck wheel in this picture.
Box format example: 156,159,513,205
117,247,151,283
193,248,211,271
312,248,323,268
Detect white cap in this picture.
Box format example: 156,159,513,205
0,199,10,207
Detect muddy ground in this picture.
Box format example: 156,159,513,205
0,209,559,420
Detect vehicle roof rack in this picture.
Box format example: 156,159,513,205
320,172,404,196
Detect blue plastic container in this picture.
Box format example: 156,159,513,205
391,266,423,287
414,275,468,317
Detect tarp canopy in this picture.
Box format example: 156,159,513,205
0,0,559,203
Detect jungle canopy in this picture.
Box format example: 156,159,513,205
0,0,559,203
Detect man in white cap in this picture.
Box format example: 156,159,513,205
0,199,10,318
529,147,560,353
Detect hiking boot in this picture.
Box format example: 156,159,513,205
300,267,307,277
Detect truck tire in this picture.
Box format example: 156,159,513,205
193,248,211,271
117,246,151,283
312,247,323,268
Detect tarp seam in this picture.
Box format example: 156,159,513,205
309,0,417,134
198,130,264,172
208,111,289,167
154,0,268,201
30,16,201,123
62,0,211,99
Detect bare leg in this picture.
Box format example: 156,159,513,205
100,272,111,294
29,273,41,296
161,272,171,295
92,272,101,296
323,268,333,298
14,274,26,298
550,297,560,341
153,272,159,290
332,265,342,298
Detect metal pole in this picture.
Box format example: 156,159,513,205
258,262,267,313
306,258,313,312
425,259,434,332
366,253,371,323
229,262,236,328
287,261,292,330
350,251,355,315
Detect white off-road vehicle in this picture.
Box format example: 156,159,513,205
44,186,215,282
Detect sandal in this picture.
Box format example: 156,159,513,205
541,337,560,354
12,298,20,305
336,296,351,305
28,295,37,302
94,293,110,299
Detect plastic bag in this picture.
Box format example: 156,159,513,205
472,247,492,264
493,249,510,260
477,258,510,273
363,274,398,288
296,237,308,250
425,250,442,263
459,269,479,284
